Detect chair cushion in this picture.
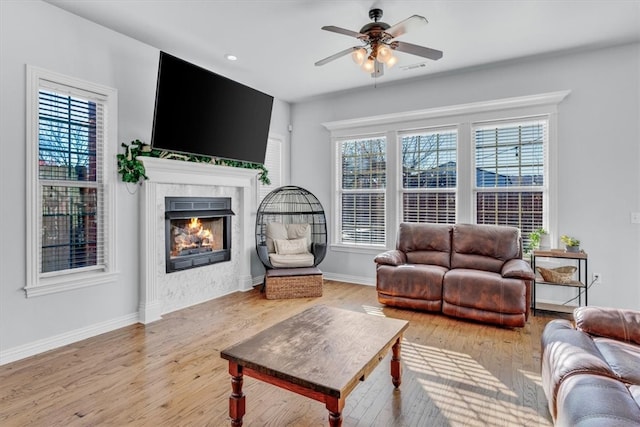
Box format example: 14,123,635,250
286,223,311,251
274,238,308,255
269,252,314,268
266,222,288,253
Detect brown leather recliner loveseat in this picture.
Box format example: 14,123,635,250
541,306,640,426
374,222,535,327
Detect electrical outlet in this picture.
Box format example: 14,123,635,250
632,212,640,224
593,273,601,284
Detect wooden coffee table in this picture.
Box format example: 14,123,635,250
220,305,409,426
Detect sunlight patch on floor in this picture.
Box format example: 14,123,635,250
404,340,548,426
362,305,387,317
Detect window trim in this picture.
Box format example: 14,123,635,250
25,66,118,297
333,133,388,249
324,91,569,250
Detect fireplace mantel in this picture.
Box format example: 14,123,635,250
138,157,258,324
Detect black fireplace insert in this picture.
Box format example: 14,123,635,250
165,197,234,273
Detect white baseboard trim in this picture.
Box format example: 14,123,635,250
0,312,139,366
322,272,375,287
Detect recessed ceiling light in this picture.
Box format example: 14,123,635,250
225,54,237,61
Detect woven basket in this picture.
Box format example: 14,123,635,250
536,266,577,284
265,273,323,299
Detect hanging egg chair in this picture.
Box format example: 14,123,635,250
255,186,327,269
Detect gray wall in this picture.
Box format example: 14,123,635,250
0,0,290,355
291,42,640,310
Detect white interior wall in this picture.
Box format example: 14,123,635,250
291,42,640,310
0,0,290,361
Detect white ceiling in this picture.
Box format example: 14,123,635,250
45,0,640,103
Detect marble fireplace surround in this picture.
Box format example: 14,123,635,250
138,157,258,324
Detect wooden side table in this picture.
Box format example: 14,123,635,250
531,249,588,315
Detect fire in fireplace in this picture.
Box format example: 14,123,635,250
165,197,233,273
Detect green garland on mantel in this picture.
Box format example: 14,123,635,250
116,139,270,185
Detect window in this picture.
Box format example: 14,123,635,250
474,120,547,239
338,137,386,246
325,91,568,251
401,129,457,224
26,66,117,297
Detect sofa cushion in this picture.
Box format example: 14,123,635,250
442,269,527,314
593,337,640,384
555,375,640,427
575,306,640,345
376,264,446,301
397,222,452,268
451,224,521,273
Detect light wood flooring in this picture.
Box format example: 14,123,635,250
0,280,562,426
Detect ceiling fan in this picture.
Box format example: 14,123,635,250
315,8,443,78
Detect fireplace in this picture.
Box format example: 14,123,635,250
165,197,234,273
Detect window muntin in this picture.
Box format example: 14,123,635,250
474,120,547,240
339,137,386,246
401,129,457,224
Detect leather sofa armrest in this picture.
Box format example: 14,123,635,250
541,319,616,420
257,244,273,269
575,306,640,345
374,250,406,266
501,258,535,280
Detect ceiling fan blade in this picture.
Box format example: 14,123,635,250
386,15,428,38
392,41,443,60
321,25,368,40
315,47,359,66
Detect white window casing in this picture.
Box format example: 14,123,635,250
25,66,118,297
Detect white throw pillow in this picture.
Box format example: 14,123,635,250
274,238,309,255
286,223,311,251
266,222,288,253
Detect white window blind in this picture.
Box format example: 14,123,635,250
26,66,117,297
401,129,457,224
338,137,386,246
258,137,282,202
474,119,547,240
38,89,106,274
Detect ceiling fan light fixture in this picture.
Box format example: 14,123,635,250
316,8,442,79
385,55,398,68
351,47,367,65
376,44,392,63
361,58,375,73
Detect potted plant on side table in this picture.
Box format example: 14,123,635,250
561,235,580,253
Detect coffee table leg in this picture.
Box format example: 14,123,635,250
391,336,402,388
229,362,246,427
326,397,344,427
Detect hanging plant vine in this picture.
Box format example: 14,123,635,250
116,139,270,185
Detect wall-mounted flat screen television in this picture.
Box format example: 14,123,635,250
151,51,274,164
